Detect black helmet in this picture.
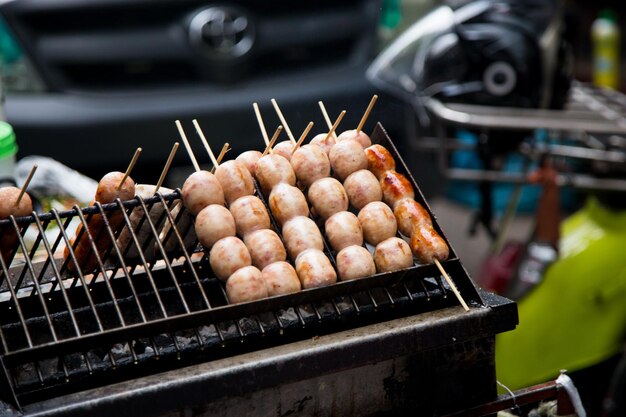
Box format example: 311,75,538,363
368,0,571,111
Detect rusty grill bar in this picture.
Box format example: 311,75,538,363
0,125,484,410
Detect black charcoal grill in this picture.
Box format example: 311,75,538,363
0,125,517,417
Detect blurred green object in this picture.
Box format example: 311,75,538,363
496,196,626,390
0,18,22,64
381,0,402,30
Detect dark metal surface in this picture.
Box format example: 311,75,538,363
19,292,517,417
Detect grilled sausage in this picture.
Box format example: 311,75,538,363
393,198,432,237
343,169,382,210
337,129,372,148
282,216,324,259
262,261,301,296
226,265,268,304
181,170,225,215
236,150,262,175
268,183,309,226
336,245,376,281
309,133,336,155
290,143,331,188
244,229,287,270
254,153,296,195
365,144,395,180
328,139,368,182
409,224,449,264
373,237,413,273
295,248,337,289
229,195,271,237
66,172,136,273
357,201,397,246
307,177,349,220
324,211,363,252
380,170,414,210
214,160,255,206
195,204,236,249
209,236,252,281
272,140,295,161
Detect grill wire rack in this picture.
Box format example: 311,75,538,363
0,124,483,409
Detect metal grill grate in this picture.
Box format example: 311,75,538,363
0,124,483,409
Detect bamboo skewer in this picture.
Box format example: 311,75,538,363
175,120,201,172
434,258,470,311
318,101,334,132
271,98,296,145
118,148,142,191
356,94,378,133
323,110,346,143
155,142,179,194
262,126,282,156
16,165,37,206
211,143,231,174
253,102,270,147
293,122,314,152
192,119,219,169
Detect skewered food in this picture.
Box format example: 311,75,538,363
209,236,252,281
307,177,348,220
324,211,363,252
343,169,382,210
336,245,376,280
373,237,413,273
295,248,337,289
244,229,287,270
357,201,397,246
262,261,301,296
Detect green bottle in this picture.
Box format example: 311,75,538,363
592,9,621,89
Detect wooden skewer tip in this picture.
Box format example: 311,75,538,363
434,258,470,311
192,119,219,168
15,164,37,206
356,94,378,133
175,120,201,172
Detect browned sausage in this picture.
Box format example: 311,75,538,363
66,172,136,274
409,224,449,264
365,144,395,180
380,170,415,210
393,198,432,237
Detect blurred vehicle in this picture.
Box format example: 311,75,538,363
0,0,417,182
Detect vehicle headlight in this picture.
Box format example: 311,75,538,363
0,17,45,93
